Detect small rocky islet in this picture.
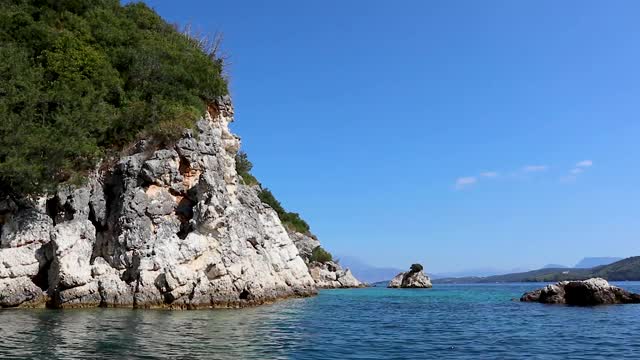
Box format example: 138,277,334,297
387,264,432,288
520,278,640,306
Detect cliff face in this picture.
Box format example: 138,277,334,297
0,97,324,309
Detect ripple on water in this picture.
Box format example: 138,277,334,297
1,283,640,359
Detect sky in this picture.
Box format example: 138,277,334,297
133,0,640,272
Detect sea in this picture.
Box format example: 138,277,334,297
1,283,639,359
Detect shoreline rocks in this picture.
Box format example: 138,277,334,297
520,278,640,306
308,261,364,289
289,231,364,288
388,264,432,288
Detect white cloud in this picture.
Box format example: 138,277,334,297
576,160,593,168
522,165,548,173
455,176,477,189
570,168,583,175
480,171,498,178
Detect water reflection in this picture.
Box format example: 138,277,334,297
1,285,640,359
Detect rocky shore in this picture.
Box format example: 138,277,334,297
0,97,360,309
520,278,640,306
289,231,363,288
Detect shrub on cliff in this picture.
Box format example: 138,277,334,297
310,246,333,263
235,151,259,186
0,0,227,195
410,264,424,273
258,188,310,233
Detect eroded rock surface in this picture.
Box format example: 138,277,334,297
289,231,363,288
520,278,640,306
308,261,363,288
0,96,317,309
388,270,432,288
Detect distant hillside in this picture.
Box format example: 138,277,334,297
542,264,568,269
434,256,640,284
575,257,623,268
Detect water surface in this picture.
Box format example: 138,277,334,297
1,283,639,359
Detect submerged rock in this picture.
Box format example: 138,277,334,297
388,265,432,288
0,96,318,309
520,278,640,306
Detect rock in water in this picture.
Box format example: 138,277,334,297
520,278,640,306
388,266,432,288
0,96,319,309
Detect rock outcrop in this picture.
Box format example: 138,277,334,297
289,231,363,288
520,278,640,306
0,96,319,309
308,261,363,288
388,267,432,288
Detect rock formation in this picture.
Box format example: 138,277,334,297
308,261,363,288
520,278,640,306
0,96,324,309
289,231,363,288
388,265,432,288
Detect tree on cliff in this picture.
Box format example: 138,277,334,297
0,0,227,195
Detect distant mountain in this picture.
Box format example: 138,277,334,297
430,267,531,279
575,257,623,268
337,256,535,283
542,264,568,269
336,256,403,284
433,256,640,284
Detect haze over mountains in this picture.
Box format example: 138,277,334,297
574,257,623,268
341,256,626,283
434,257,640,284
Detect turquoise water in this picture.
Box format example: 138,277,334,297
1,283,640,359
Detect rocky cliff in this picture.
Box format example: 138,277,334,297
0,96,359,309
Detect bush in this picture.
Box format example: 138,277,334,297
310,246,333,263
0,0,227,195
410,263,423,273
236,152,310,232
258,188,310,233
235,151,259,186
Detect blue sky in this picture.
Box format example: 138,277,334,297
135,0,639,272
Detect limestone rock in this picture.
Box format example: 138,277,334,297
388,269,432,288
0,277,45,308
309,261,364,288
289,232,320,260
520,278,640,305
1,208,52,248
0,96,318,309
287,230,363,288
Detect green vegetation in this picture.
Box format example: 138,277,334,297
310,246,333,263
0,0,227,196
235,151,312,234
235,151,259,186
257,188,310,233
433,256,640,284
410,263,423,273
593,256,640,281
